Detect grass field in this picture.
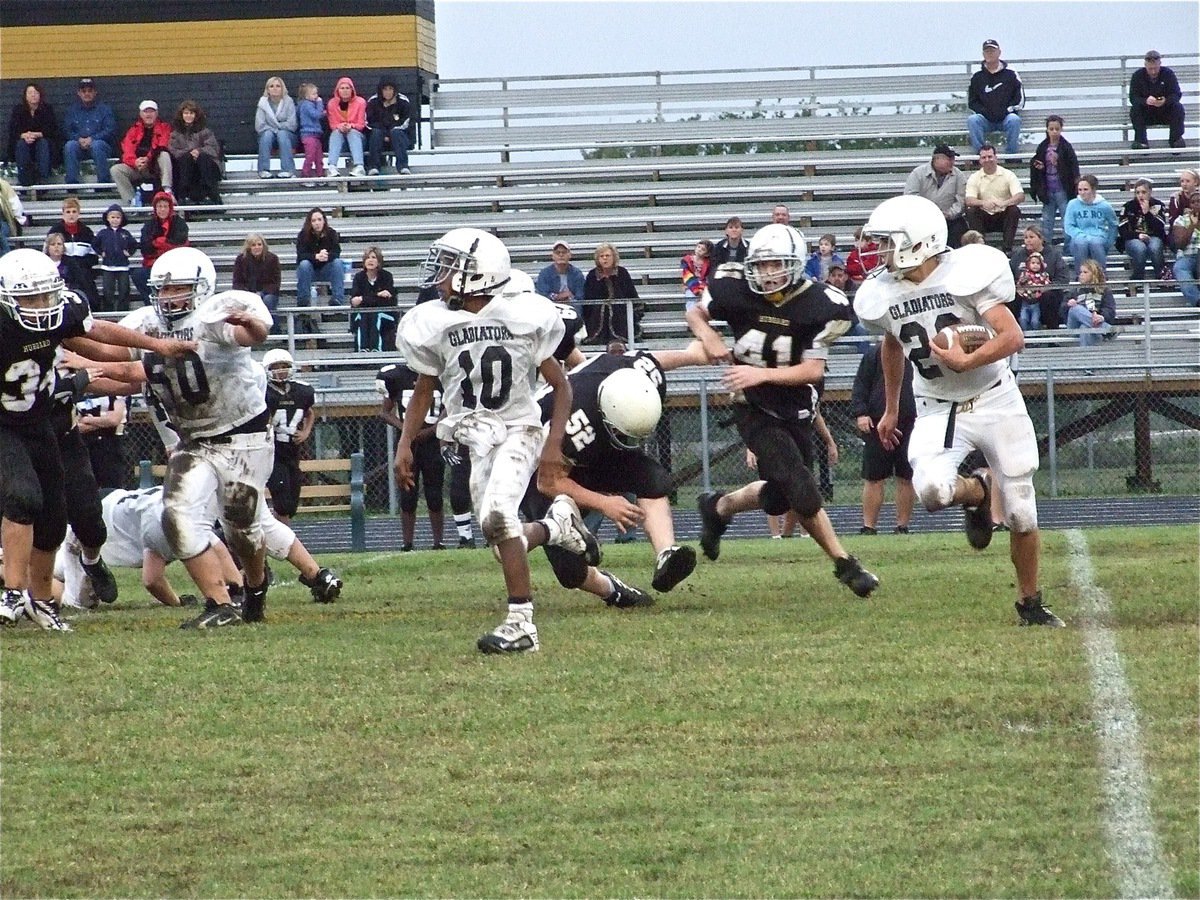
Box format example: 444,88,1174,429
2,525,1197,898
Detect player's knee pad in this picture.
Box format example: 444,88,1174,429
31,506,67,553
261,512,296,561
1000,473,1039,533
68,500,107,552
759,480,791,516
2,477,41,525
162,504,213,560
399,486,420,514
782,468,824,519
480,505,523,544
544,544,589,589
912,467,957,512
424,482,444,513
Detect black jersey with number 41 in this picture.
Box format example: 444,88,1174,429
704,267,853,421
0,292,91,427
537,350,666,469
265,379,316,456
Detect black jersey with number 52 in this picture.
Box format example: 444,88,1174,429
0,292,91,426
704,268,852,420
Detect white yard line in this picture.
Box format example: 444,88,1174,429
1066,529,1175,899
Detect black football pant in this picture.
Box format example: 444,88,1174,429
0,419,69,553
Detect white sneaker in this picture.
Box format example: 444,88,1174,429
542,495,592,556
400,167,412,175
24,597,72,632
258,170,273,179
0,589,26,626
350,165,366,177
477,619,539,653
367,167,380,176
277,171,294,179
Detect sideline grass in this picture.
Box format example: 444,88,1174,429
2,526,1196,897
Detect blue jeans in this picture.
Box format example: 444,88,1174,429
1069,236,1109,278
14,138,51,186
0,220,10,255
64,138,113,184
367,127,411,171
257,129,296,175
296,259,346,305
1039,189,1068,242
326,129,364,169
1067,303,1109,346
1174,254,1200,306
1018,301,1041,331
1124,237,1164,283
967,113,1022,154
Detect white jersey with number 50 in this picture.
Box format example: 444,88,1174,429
854,244,1013,403
397,290,565,435
119,290,271,440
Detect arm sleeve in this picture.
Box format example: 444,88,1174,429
1008,71,1025,113
279,97,298,133
265,255,281,294
254,100,268,134
1165,70,1182,103
967,73,983,115
97,105,117,144
231,254,247,291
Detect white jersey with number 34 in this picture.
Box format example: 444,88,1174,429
854,244,1014,402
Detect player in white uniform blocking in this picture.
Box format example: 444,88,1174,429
855,195,1064,627
395,228,596,654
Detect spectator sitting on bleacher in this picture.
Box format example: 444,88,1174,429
711,216,748,267
804,233,846,283
92,203,137,313
965,144,1025,253
904,144,968,248
1117,179,1168,292
326,77,367,178
1062,259,1116,346
1129,51,1186,150
111,100,172,206
0,177,26,254
844,226,879,286
255,76,298,179
826,262,850,295
583,242,642,345
168,100,222,206
681,239,713,310
5,83,60,187
131,191,188,304
43,232,98,306
1029,115,1081,244
534,240,585,313
1064,174,1118,280
1009,224,1069,329
1015,251,1051,331
1171,192,1200,307
232,232,282,326
365,78,412,176
771,204,791,225
297,83,326,178
63,78,116,187
1167,168,1198,225
295,207,346,317
349,246,397,352
966,40,1024,155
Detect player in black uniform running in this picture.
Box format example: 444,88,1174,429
684,224,879,598
263,349,315,527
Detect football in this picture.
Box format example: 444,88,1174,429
932,323,993,353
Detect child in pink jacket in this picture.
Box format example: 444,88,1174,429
326,77,367,176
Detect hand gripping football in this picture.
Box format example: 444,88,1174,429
932,323,993,354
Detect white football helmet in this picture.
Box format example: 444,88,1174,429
263,348,294,384
745,224,808,296
862,195,948,276
596,367,663,450
418,227,510,309
148,247,217,327
501,268,536,296
0,248,67,332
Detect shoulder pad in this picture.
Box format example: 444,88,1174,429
852,275,893,323
941,245,1013,296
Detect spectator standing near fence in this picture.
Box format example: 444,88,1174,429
255,76,297,179
851,342,916,535
1028,115,1080,244
965,145,1025,253
232,233,281,325
6,83,60,187
63,78,116,186
1129,50,1186,150
1118,178,1168,290
711,216,748,267
92,203,137,313
681,239,713,310
1063,174,1118,280
365,78,412,176
110,101,172,205
966,40,1023,155
349,246,397,352
326,77,367,178
1171,192,1200,307
904,144,968,248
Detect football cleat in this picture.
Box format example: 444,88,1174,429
180,599,243,630
477,619,539,654
651,545,697,592
834,555,880,598
457,536,477,549
963,469,994,550
0,589,27,626
1016,593,1066,628
24,598,72,632
81,557,119,604
177,594,201,607
601,571,654,608
300,567,343,604
543,495,594,558
241,580,268,624
697,491,728,561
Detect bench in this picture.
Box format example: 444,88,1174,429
137,452,367,551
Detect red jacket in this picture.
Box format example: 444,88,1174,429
139,191,189,268
120,120,172,166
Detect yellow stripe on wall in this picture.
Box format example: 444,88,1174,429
1,15,436,80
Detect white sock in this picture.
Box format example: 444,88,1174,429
454,515,473,539
81,550,101,565
505,602,533,624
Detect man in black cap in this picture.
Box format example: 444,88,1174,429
904,144,969,247
63,78,116,186
967,39,1024,154
1129,51,1186,149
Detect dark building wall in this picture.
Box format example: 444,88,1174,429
1,1,436,158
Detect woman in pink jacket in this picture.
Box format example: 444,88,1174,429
326,77,367,177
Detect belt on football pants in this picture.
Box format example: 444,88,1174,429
942,377,1004,449
202,410,270,445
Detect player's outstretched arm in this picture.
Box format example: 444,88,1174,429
685,304,731,364
224,309,270,347
651,339,709,372
85,319,196,358
723,356,825,391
